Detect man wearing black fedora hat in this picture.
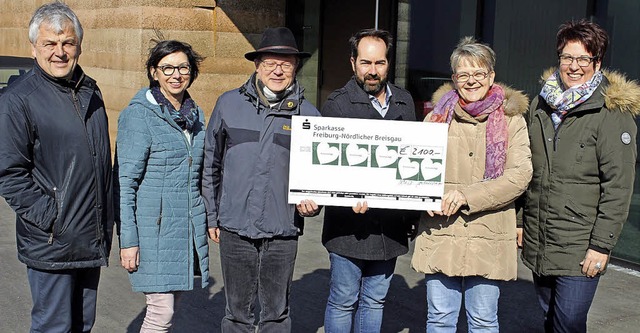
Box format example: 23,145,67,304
202,27,321,332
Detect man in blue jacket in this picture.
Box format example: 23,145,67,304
0,2,113,332
202,27,320,332
321,29,418,333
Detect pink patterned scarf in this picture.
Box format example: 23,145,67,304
430,84,508,180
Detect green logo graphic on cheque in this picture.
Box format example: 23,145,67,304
313,142,443,181
396,157,443,181
371,145,399,168
313,142,340,165
341,143,369,167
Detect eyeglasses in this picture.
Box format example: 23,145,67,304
157,65,191,76
261,60,295,73
559,54,596,67
453,71,491,83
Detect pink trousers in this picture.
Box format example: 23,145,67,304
140,292,182,332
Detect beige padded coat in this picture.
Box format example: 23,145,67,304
411,83,532,281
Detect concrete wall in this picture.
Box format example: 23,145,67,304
0,0,286,147
395,0,410,88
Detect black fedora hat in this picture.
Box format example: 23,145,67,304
245,27,311,61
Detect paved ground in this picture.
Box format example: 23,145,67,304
1,197,639,332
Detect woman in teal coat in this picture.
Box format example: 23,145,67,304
115,40,209,332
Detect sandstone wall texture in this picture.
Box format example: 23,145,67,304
0,0,286,147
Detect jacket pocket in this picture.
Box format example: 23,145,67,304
575,141,586,162
564,199,592,226
49,187,64,244
156,197,163,236
466,210,509,236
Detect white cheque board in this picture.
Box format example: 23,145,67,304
288,115,448,210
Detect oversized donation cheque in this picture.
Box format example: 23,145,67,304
288,115,448,210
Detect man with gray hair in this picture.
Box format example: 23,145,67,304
0,1,113,332
202,27,320,332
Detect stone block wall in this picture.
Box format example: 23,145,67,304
0,0,286,148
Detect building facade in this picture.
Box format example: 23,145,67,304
405,0,640,266
1,0,638,265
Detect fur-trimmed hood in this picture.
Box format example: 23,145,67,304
431,82,529,117
541,67,640,116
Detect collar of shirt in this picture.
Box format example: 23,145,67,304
368,83,392,117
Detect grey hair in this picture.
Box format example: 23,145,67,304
450,36,496,73
28,1,83,44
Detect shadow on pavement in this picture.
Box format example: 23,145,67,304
291,268,331,332
125,276,225,333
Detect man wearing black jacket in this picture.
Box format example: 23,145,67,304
0,2,113,332
321,29,417,333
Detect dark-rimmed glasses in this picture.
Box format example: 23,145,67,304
453,71,491,83
261,60,295,73
157,65,191,76
558,54,596,67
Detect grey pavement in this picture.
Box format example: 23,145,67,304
1,197,639,332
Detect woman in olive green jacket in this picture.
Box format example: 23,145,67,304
521,19,640,333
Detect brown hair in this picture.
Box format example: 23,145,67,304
349,29,393,59
556,19,608,65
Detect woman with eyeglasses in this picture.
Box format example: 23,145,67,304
411,37,532,332
521,20,639,333
114,39,209,332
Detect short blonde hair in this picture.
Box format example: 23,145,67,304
450,36,496,73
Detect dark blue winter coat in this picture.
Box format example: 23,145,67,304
202,75,321,238
0,64,113,270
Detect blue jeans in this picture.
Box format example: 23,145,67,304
27,267,100,333
324,252,397,333
533,274,600,333
218,229,298,333
425,273,500,333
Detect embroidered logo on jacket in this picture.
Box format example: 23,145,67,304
621,132,631,145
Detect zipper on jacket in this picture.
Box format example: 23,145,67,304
71,90,98,157
71,87,107,262
158,102,198,278
181,127,195,280
156,197,163,228
553,121,565,151
534,112,553,171
48,186,59,245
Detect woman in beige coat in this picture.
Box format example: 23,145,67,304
411,37,532,332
